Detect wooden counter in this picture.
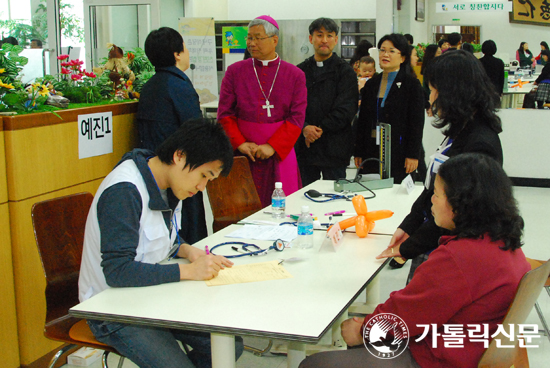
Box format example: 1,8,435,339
3,102,138,365
0,117,21,368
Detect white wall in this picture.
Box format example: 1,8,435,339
427,0,548,62
224,0,377,20
422,109,550,180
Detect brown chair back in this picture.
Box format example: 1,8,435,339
206,156,262,232
478,258,550,368
32,192,93,325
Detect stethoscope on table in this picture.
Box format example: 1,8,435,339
304,189,357,202
209,239,286,258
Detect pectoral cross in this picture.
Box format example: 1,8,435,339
262,100,274,117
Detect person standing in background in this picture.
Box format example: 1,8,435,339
535,41,548,65
136,27,207,245
295,18,358,186
479,40,505,96
517,42,535,67
218,15,307,207
354,33,425,185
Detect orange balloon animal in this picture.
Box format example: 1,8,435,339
510,78,530,89
332,195,393,238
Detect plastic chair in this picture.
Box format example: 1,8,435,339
478,258,550,368
206,156,263,232
526,258,550,343
32,192,125,368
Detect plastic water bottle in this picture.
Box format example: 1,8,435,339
296,205,314,249
504,70,508,92
271,182,286,218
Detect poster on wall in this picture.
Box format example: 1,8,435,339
178,18,218,104
416,0,426,21
510,0,550,27
222,26,248,53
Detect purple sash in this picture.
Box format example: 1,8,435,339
237,119,301,207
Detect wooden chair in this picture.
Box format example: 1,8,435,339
32,193,125,368
206,156,262,232
478,258,550,368
526,258,550,343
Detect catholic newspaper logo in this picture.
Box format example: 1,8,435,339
363,313,409,359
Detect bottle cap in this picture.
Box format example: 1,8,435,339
275,182,282,189
301,205,309,213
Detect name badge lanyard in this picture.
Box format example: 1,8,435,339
424,137,453,189
376,98,383,146
168,212,182,260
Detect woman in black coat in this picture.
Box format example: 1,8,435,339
377,50,503,282
354,34,425,184
479,40,505,96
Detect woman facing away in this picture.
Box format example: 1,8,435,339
377,50,504,283
354,33,425,185
479,40,505,97
300,153,530,368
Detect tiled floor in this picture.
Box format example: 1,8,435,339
62,185,550,367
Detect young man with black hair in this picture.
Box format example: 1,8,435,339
446,32,462,52
79,118,244,368
137,27,208,245
295,17,358,186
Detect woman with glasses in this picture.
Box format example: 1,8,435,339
354,33,425,185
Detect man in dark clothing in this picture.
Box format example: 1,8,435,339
295,18,358,186
136,27,206,244
445,32,462,52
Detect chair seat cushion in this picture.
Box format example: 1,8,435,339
69,319,109,347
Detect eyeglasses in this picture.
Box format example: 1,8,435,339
378,48,401,56
246,35,274,43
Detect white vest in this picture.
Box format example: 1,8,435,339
79,160,182,302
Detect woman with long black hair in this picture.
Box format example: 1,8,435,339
378,50,504,282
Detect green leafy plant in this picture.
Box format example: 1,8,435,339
0,43,29,112
34,0,85,44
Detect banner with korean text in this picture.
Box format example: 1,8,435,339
510,0,550,27
436,2,513,12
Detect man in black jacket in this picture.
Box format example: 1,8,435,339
295,18,358,186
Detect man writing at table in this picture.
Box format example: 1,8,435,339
218,15,307,207
79,119,244,368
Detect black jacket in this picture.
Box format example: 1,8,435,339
479,55,505,95
354,68,425,183
399,119,503,260
136,66,201,151
535,63,550,84
295,53,358,167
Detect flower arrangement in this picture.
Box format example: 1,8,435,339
54,54,102,103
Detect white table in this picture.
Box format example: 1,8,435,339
244,180,424,236
70,226,391,368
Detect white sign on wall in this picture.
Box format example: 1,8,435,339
78,112,113,159
436,2,513,12
179,17,219,104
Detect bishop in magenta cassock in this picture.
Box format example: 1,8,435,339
217,15,307,207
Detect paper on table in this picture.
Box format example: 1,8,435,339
225,225,297,242
205,260,293,286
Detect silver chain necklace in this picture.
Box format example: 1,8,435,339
252,56,281,118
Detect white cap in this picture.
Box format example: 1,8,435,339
301,205,309,213
275,182,282,189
